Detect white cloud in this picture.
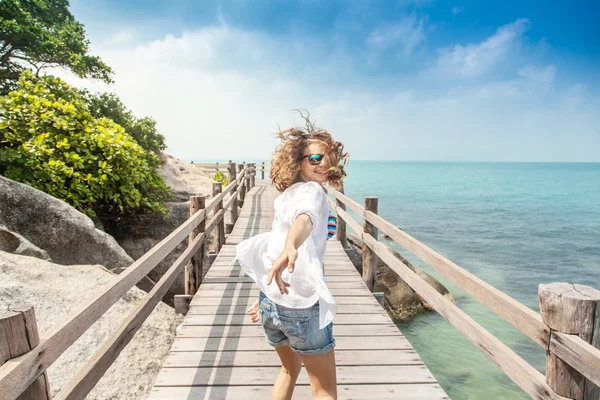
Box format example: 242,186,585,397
309,80,600,162
517,64,557,84
367,14,427,55
435,18,530,77
52,19,599,162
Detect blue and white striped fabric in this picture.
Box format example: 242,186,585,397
327,210,337,240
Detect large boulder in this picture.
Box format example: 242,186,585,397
117,200,229,301
347,233,456,321
118,156,229,301
0,176,133,270
0,251,183,400
158,154,214,201
117,202,192,299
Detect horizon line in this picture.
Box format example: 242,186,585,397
182,158,600,164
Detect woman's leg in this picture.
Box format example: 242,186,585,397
298,349,337,400
272,344,303,400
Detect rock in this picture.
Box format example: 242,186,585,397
158,154,214,201
91,216,105,232
347,233,456,321
117,155,233,302
118,202,192,301
0,251,183,400
117,200,230,303
0,225,51,261
0,176,133,270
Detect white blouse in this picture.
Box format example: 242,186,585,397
235,181,336,329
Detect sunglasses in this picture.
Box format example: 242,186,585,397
300,153,325,165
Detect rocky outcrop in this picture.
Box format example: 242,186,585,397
0,225,51,261
0,251,183,400
117,155,227,300
117,202,194,298
0,155,224,305
0,176,133,270
347,233,456,321
117,202,228,300
158,154,214,201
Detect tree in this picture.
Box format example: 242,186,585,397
0,0,112,94
0,72,170,227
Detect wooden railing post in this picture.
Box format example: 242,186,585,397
362,196,378,291
539,283,600,399
227,160,233,181
249,163,256,188
336,183,348,249
213,182,225,252
237,164,246,208
261,161,265,180
228,162,239,233
0,305,51,400
246,163,252,190
185,195,205,295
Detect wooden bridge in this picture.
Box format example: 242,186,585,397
148,179,449,399
1,162,599,400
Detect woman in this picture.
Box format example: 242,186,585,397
235,119,348,400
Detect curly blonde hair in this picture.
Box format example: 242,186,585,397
269,110,349,192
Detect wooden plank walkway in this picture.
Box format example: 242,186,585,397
149,180,449,399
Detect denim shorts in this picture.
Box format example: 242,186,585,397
258,292,335,356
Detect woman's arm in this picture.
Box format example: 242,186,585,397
284,213,313,254
267,213,313,294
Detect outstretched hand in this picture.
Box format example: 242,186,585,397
267,246,298,294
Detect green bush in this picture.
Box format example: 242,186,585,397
0,72,170,222
84,92,166,157
212,171,229,186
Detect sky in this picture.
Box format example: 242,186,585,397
62,0,600,162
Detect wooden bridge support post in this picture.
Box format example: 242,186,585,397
243,162,251,191
261,161,265,180
539,283,600,399
227,162,239,233
362,196,379,291
185,196,205,295
248,163,255,189
336,183,349,249
237,164,246,208
212,182,226,251
0,305,51,400
246,163,251,190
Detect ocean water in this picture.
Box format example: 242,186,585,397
339,161,600,400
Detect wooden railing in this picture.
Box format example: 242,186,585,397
0,162,257,400
324,185,600,400
194,160,268,181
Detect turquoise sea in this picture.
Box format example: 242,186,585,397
340,161,600,399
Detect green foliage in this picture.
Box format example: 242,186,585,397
0,72,170,222
0,0,113,94
84,92,166,158
212,171,229,186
